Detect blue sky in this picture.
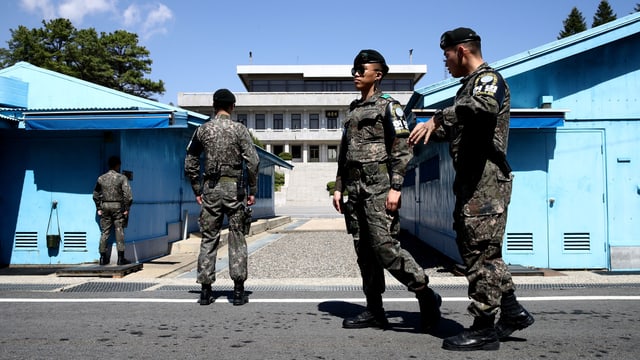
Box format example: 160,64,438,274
0,0,637,104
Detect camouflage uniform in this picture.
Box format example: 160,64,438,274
335,90,428,297
431,62,514,314
93,169,133,253
184,113,259,286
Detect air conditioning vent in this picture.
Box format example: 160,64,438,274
506,233,534,252
563,232,590,252
14,232,38,250
63,232,87,252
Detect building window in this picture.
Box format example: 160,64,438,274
291,114,302,130
309,145,320,162
273,145,284,156
237,114,247,126
309,113,320,129
255,114,266,130
328,146,338,162
326,110,339,129
273,113,283,130
291,145,302,161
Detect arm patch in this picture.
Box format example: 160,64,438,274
387,102,409,135
473,72,506,107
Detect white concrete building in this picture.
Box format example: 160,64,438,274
178,64,426,204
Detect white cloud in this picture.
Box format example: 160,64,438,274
123,4,141,27
140,3,174,39
19,0,174,40
57,0,117,24
20,0,56,20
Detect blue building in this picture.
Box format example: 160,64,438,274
402,13,640,271
0,62,291,266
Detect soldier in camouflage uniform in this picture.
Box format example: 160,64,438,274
409,28,534,351
93,156,133,266
185,89,259,306
332,50,441,333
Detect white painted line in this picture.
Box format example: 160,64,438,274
0,296,638,303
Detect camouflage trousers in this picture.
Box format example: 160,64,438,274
197,179,247,285
343,167,427,296
453,209,515,313
99,204,126,253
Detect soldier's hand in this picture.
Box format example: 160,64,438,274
386,189,401,212
196,195,203,205
333,191,343,213
97,210,102,216
247,195,256,206
408,117,436,146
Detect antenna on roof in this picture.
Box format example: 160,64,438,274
409,49,413,64
249,51,253,64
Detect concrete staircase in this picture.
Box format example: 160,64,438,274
283,162,337,205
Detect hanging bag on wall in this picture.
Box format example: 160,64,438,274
46,201,61,249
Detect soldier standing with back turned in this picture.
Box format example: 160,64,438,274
332,50,441,333
93,156,133,266
185,89,259,306
408,28,534,351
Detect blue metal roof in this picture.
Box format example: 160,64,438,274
0,62,208,129
408,12,640,119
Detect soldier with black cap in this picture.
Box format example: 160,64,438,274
332,49,441,333
185,88,259,306
409,28,534,351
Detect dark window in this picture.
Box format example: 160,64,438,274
419,156,440,183
255,114,266,130
309,145,320,162
291,114,302,130
291,145,302,160
273,145,284,156
236,114,247,126
273,114,283,130
309,113,319,129
327,146,338,162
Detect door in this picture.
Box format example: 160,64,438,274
547,130,607,269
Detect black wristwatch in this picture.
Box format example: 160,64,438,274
391,183,402,191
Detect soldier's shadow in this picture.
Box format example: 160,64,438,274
317,301,464,338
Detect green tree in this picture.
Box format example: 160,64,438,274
0,19,164,100
558,7,588,39
592,0,617,27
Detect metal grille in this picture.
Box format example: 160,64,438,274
564,232,591,252
14,232,38,250
506,233,534,252
61,282,154,292
63,232,87,252
0,283,68,292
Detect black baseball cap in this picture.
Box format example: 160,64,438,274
353,49,389,75
440,27,481,49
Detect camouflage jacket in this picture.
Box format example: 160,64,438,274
431,62,511,214
335,90,411,192
184,113,260,196
93,170,133,211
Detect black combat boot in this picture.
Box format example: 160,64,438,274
233,281,248,306
199,284,214,306
342,294,389,329
117,251,131,265
442,311,500,351
415,286,442,333
99,252,108,266
495,290,535,339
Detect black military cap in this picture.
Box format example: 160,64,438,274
213,88,236,104
440,27,481,49
354,49,389,75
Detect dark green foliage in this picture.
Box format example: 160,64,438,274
558,7,587,39
0,18,164,100
592,0,617,27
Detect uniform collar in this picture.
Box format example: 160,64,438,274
461,62,490,83
214,113,232,120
